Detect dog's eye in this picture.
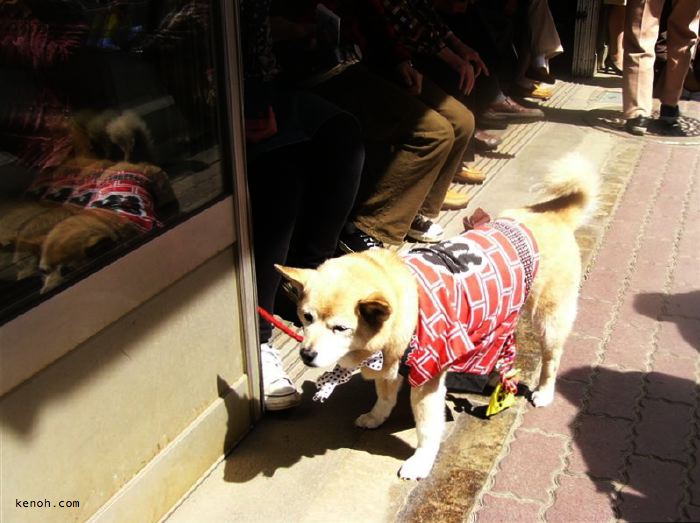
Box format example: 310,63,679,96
332,325,350,334
303,312,314,323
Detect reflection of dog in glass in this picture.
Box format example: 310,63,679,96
38,208,140,293
37,161,177,293
0,201,78,281
71,109,154,163
90,194,145,216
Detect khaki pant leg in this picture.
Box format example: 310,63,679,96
623,0,666,118
314,66,456,244
417,76,475,218
659,0,700,106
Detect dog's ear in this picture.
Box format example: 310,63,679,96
274,264,313,294
357,293,392,328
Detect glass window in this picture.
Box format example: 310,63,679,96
0,0,230,323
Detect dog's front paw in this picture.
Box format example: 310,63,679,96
398,454,434,480
355,412,386,429
531,387,554,407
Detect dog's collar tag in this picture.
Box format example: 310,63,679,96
313,352,383,402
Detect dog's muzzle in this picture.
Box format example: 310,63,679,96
299,347,318,366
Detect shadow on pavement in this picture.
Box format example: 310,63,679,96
634,290,700,352
559,367,697,521
221,377,416,483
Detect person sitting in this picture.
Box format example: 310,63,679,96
242,0,364,410
271,0,476,247
422,0,546,132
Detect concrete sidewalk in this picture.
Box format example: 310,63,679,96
164,77,700,523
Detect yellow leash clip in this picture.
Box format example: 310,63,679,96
486,368,520,417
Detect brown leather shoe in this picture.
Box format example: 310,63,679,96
454,165,486,184
473,129,502,151
441,189,470,210
482,97,544,121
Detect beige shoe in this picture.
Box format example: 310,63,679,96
455,165,486,184
441,189,470,210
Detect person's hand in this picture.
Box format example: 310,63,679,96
447,34,490,78
441,49,475,94
245,106,278,143
459,46,489,78
396,60,423,95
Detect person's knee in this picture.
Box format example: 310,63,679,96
449,103,476,143
425,110,456,151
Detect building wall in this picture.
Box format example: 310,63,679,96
1,248,254,522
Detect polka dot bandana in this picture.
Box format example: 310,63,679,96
313,352,384,402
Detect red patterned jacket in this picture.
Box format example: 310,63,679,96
399,219,539,387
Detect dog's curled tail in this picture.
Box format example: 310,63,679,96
531,152,600,228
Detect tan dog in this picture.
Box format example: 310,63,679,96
38,208,140,293
277,154,599,480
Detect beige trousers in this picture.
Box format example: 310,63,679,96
623,0,700,119
529,0,564,58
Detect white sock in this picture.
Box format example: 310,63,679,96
532,54,547,70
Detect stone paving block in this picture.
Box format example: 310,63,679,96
669,256,700,288
645,209,685,239
568,414,631,480
490,430,566,502
544,475,616,522
635,398,694,461
579,267,624,304
655,320,700,360
603,321,656,371
686,504,700,522
609,195,649,225
676,233,700,261
627,258,672,294
618,290,663,328
592,240,637,272
572,297,616,340
660,168,694,195
663,291,700,319
647,355,698,403
475,494,541,523
618,455,686,522
587,367,644,418
519,379,586,436
600,218,642,250
558,334,600,383
692,457,700,506
636,147,670,181
636,235,676,264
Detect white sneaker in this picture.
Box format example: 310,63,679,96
261,343,301,410
407,214,444,243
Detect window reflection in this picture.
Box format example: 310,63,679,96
0,0,227,320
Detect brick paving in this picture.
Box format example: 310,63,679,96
471,142,700,522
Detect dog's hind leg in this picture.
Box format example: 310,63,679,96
355,377,403,429
399,373,447,480
531,286,579,407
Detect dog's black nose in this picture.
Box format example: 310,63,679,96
299,347,317,366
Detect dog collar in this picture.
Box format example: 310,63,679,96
313,352,383,402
